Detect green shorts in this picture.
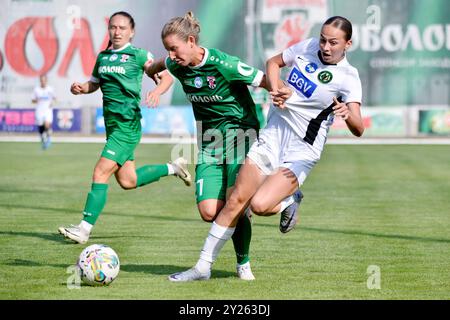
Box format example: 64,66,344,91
195,162,242,203
101,116,141,166
195,129,255,203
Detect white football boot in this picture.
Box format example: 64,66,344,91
58,224,89,244
236,261,255,280
168,267,211,282
279,190,304,233
171,157,192,186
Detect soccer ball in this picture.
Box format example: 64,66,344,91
77,244,120,286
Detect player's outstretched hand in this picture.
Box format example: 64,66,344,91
70,82,84,95
146,90,160,108
332,97,349,120
270,87,292,109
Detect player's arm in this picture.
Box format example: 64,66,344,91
145,70,174,107
258,75,285,92
333,98,364,137
144,58,167,84
266,53,292,109
266,54,292,109
70,81,100,95
265,53,285,92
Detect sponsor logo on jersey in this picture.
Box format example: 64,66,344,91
305,62,318,73
287,67,317,98
186,94,224,103
207,76,216,89
237,61,254,77
318,71,333,84
120,54,129,62
98,65,126,74
194,77,203,88
109,54,118,62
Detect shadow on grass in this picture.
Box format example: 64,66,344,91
0,203,198,223
254,222,450,244
121,264,235,279
3,259,235,283
3,259,69,269
5,203,449,245
0,231,71,244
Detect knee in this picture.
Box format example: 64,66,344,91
92,168,106,183
226,190,248,211
116,176,136,190
250,196,272,216
198,206,219,222
118,181,135,190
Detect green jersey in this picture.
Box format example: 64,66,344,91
92,43,153,120
165,48,263,133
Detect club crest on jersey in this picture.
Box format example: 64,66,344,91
120,54,129,62
318,71,333,84
305,62,318,73
287,67,317,98
109,54,118,62
207,76,216,89
194,77,203,88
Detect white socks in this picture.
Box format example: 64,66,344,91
167,164,175,175
79,220,93,234
196,222,235,273
277,195,295,214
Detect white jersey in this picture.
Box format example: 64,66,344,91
32,85,55,112
273,38,362,153
32,85,55,125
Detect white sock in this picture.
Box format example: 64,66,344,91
79,220,93,234
196,222,235,273
277,195,294,214
167,164,175,175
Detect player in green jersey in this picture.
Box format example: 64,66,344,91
147,12,277,281
58,11,192,244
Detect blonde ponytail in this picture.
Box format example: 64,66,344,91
161,11,201,43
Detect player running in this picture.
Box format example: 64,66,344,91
32,74,55,150
168,16,365,281
146,12,280,280
58,11,191,244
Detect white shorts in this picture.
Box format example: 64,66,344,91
247,111,321,186
35,108,53,126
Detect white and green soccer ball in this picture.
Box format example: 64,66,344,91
77,244,120,286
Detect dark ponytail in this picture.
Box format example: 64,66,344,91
323,16,352,41
105,11,136,50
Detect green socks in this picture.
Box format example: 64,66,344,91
232,213,252,265
81,165,169,226
82,183,108,225
136,165,169,188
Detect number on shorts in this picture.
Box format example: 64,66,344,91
196,178,204,197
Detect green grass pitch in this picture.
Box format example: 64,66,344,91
0,141,449,299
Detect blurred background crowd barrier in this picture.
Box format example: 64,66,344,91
1,0,449,137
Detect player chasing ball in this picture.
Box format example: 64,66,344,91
58,11,192,245
168,15,365,282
